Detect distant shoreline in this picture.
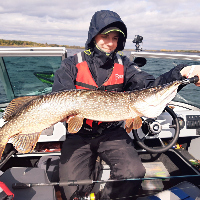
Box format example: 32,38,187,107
1,45,200,53
0,39,200,53
0,44,85,49
146,49,200,53
0,45,84,49
0,39,84,49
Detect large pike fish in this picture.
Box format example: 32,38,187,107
0,80,182,159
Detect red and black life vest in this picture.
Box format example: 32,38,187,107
75,52,124,91
74,52,124,128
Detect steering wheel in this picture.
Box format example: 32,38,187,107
133,106,180,153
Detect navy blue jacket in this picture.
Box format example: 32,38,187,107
53,10,185,93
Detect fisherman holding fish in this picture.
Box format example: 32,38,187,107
51,10,200,200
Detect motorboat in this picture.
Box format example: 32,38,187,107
0,47,200,199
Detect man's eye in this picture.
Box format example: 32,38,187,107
101,35,107,39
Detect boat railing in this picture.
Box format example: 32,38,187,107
131,51,200,61
0,47,67,60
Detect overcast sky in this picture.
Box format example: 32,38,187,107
0,0,200,50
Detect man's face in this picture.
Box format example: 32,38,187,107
94,31,119,53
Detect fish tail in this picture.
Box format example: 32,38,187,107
0,144,5,160
0,128,9,160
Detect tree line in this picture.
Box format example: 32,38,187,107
0,39,84,49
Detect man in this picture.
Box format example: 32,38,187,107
53,10,200,199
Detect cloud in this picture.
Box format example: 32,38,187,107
0,0,200,50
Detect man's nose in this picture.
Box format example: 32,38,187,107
107,38,114,45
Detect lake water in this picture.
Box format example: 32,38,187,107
0,48,200,107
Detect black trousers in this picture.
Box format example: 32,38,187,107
59,127,146,199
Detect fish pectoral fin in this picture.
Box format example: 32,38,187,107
125,116,142,133
10,132,41,153
125,119,134,128
67,116,84,133
132,116,143,130
125,119,134,133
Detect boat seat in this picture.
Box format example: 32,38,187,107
0,167,56,200
137,181,200,200
37,155,60,182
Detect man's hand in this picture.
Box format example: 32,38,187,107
180,65,200,86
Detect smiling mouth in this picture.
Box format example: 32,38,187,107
104,48,112,52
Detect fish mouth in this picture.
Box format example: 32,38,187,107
158,81,181,99
163,90,177,106
144,81,181,108
141,82,181,118
155,81,182,107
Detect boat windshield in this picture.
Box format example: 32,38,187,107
0,47,67,105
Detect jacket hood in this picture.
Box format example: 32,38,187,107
85,10,127,51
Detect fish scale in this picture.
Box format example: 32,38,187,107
0,80,183,159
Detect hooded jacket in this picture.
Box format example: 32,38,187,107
85,10,127,51
53,10,185,92
52,10,186,132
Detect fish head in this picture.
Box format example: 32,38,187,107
131,81,182,118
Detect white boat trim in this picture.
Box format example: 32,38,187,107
0,47,67,60
131,51,200,61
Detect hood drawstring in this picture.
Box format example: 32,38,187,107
84,49,92,55
94,43,111,56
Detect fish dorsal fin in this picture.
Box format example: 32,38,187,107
9,132,41,153
3,96,39,121
67,116,84,133
125,116,142,133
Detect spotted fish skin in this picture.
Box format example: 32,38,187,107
0,80,182,158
